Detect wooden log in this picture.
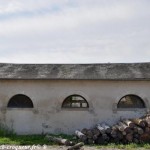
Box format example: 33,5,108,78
102,133,109,141
75,130,87,142
126,133,133,142
133,126,138,133
110,130,117,138
45,135,73,146
96,124,105,134
92,128,100,137
145,119,150,127
133,126,143,134
122,119,135,128
86,129,93,139
128,129,134,134
93,134,99,141
110,126,118,138
117,122,126,132
117,131,123,140
140,133,150,142
145,127,150,133
67,142,84,150
133,138,139,144
144,117,150,127
121,131,126,135
101,123,111,134
141,113,150,121
95,136,106,144
115,123,124,132
131,118,146,127
118,122,131,133
81,128,88,135
133,133,140,139
134,126,144,135
111,137,120,143
87,138,95,144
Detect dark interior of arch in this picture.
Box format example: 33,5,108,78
62,95,89,108
7,94,33,108
117,95,145,108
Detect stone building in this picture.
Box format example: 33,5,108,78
0,63,149,134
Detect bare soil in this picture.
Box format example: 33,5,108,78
41,146,137,150
1,145,146,150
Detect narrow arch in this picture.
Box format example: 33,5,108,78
7,94,34,108
117,94,146,108
62,94,89,108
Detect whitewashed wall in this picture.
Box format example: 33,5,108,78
0,80,149,134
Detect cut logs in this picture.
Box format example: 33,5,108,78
122,119,135,128
67,142,84,150
45,113,150,146
130,118,146,128
45,135,74,146
75,130,87,142
75,113,150,145
101,123,111,134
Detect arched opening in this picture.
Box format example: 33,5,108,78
117,94,145,108
7,94,33,108
62,95,89,108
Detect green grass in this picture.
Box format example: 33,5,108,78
0,125,150,149
0,135,50,145
0,133,75,145
0,134,150,150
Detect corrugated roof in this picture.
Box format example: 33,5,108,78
0,63,149,80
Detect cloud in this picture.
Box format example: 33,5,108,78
0,0,66,14
0,0,150,63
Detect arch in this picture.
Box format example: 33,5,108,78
117,94,146,108
62,94,89,108
7,94,34,108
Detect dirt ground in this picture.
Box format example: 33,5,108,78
47,146,114,150
35,146,124,150
35,146,144,150
0,145,146,150
0,145,128,150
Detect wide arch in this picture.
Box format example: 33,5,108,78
7,94,34,108
62,94,89,108
117,94,146,108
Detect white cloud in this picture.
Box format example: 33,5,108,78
0,0,150,63
0,0,68,14
0,0,145,37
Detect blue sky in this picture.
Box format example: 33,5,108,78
0,0,150,64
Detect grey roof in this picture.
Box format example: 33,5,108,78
0,63,150,80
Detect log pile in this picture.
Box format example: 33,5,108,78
75,114,150,144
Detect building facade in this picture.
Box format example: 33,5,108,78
0,63,149,134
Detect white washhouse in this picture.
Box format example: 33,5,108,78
0,63,149,134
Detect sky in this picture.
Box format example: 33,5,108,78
0,0,150,64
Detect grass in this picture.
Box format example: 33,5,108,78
0,130,74,145
0,135,50,145
0,126,150,149
0,134,150,149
